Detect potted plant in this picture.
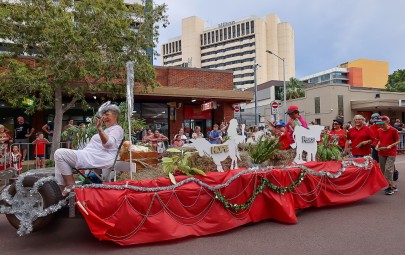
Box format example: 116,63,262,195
248,135,279,167
162,148,206,184
317,133,341,161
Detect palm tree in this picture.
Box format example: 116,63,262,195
278,77,305,100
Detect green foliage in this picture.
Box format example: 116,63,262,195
162,148,206,177
385,69,405,92
248,136,279,164
0,0,168,155
317,133,341,161
277,77,305,100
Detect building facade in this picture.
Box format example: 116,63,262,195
300,58,389,88
161,14,295,91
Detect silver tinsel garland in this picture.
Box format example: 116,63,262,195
79,157,374,193
0,172,68,236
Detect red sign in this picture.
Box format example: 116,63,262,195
201,101,217,111
234,105,240,112
271,101,279,109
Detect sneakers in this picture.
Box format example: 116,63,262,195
385,187,394,195
392,186,398,192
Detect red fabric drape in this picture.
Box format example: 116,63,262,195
74,159,387,246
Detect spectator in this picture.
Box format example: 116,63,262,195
343,115,374,158
32,132,50,168
375,116,400,195
10,144,22,174
63,119,77,149
0,124,12,165
142,129,152,143
14,116,35,161
172,134,183,148
42,120,54,142
393,119,401,129
220,122,228,138
148,130,168,152
191,126,204,139
208,124,222,144
177,128,188,144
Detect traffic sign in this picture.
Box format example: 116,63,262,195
234,105,240,112
271,108,279,115
271,101,279,109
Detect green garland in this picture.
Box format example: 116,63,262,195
214,169,307,212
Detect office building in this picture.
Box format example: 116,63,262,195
300,58,389,88
161,14,295,92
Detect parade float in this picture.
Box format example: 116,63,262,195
0,64,388,246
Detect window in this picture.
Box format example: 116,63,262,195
200,35,203,45
241,23,245,35
237,24,240,37
175,41,178,52
220,29,223,41
315,97,320,114
207,32,210,44
232,25,236,38
228,26,231,38
212,31,215,43
163,45,165,55
204,33,207,45
215,30,218,42
224,28,227,40
246,22,250,34
251,21,254,33
315,118,321,125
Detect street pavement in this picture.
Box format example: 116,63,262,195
1,156,405,255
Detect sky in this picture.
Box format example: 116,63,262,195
153,0,405,78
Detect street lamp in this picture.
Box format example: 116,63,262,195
266,50,286,122
253,59,259,125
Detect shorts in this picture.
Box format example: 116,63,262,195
35,154,45,159
14,139,30,150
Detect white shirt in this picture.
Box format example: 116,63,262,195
75,125,124,169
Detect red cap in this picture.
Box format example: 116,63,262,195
287,105,299,114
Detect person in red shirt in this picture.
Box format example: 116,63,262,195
32,132,50,168
272,120,291,150
369,113,381,162
343,115,374,157
375,116,400,195
329,119,346,151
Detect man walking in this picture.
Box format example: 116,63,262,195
376,116,400,195
343,115,374,158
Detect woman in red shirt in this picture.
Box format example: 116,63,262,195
329,119,346,151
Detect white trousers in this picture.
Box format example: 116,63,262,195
54,148,78,185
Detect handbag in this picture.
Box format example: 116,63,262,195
393,169,399,181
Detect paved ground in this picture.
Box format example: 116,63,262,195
1,156,405,255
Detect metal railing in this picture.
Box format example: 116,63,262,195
1,142,68,171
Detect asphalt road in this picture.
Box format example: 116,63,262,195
1,157,405,255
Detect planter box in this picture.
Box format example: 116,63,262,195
120,151,158,169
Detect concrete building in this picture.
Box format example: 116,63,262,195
281,84,405,127
161,14,295,91
300,58,389,88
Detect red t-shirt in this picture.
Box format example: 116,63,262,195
329,129,346,148
377,126,399,156
347,125,374,156
369,124,380,146
278,130,291,150
33,139,47,155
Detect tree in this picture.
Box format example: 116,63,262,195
0,0,168,157
385,69,405,92
278,77,305,100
